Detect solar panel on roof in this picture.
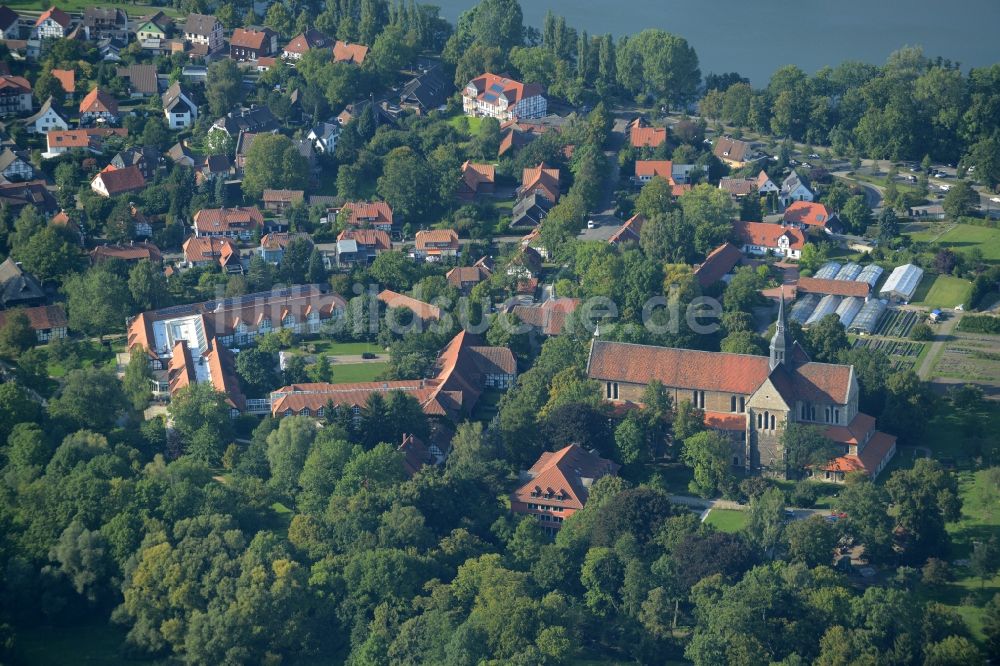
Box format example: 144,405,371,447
483,93,498,102
489,82,505,93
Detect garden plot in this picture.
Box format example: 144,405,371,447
873,309,918,338
932,339,1000,383
853,338,925,373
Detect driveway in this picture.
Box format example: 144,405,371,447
916,312,960,380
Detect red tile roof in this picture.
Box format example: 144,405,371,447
784,201,833,227
460,160,495,193
704,411,747,431
511,297,580,336
714,137,751,162
51,68,75,94
93,164,146,196
262,189,304,204
635,160,674,183
521,162,559,202
79,87,118,116
822,430,896,477
183,236,239,266
718,177,756,196
283,29,330,55
36,6,71,27
695,242,743,287
0,304,67,331
340,201,393,227
630,124,666,148
608,213,645,245
465,72,544,107
415,229,459,251
378,289,442,321
90,242,162,263
511,444,619,511
0,75,30,93
825,411,877,446
193,206,264,234
796,277,871,298
399,433,434,477
735,220,805,251
337,228,391,250
332,40,368,64
230,28,269,49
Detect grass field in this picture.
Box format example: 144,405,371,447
703,508,747,532
907,223,1000,262
4,0,183,17
294,340,383,357
329,361,388,383
911,274,973,309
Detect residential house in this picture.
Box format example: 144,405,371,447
336,228,390,265
129,205,152,237
694,242,743,288
510,444,619,535
45,128,103,155
78,87,119,125
519,162,559,203
629,119,666,148
338,201,393,231
162,82,197,129
193,206,264,240
193,154,231,185
398,434,437,477
90,241,162,264
0,180,58,216
33,6,71,39
282,29,330,60
0,304,67,342
510,191,552,229
511,297,580,337
779,169,814,206
82,7,127,41
50,68,74,97
0,257,44,307
0,148,33,182
230,27,277,61
0,6,19,40
306,122,339,154
783,201,841,233
413,229,459,261
262,189,304,213
633,160,692,196
183,236,242,272
134,11,172,43
0,75,31,115
378,289,442,323
735,220,805,260
117,64,158,97
332,40,368,65
166,140,197,167
399,63,449,114
111,146,160,179
607,213,645,246
50,210,84,244
259,232,310,264
210,106,279,138
463,72,546,122
445,256,493,294
587,300,897,480
270,329,516,420
713,137,754,168
233,131,256,175
718,177,757,199
91,165,146,198
756,170,779,195
183,13,223,52
23,97,67,134
458,161,495,201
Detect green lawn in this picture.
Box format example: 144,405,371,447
909,399,1000,468
329,361,388,383
911,274,972,309
703,509,748,532
292,340,383,357
908,223,1000,262
44,339,119,378
446,113,482,135
4,0,183,16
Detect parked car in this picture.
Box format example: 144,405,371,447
934,172,949,178
990,197,1000,203
587,220,598,229
361,352,377,359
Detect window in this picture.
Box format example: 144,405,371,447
825,406,831,423
612,382,619,400
731,395,737,412
739,397,745,413
834,409,840,424
770,414,776,430
733,456,740,466
606,381,612,399
757,413,763,429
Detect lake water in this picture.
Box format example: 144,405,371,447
435,0,1000,84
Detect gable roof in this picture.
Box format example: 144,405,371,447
460,161,495,193
511,297,580,336
36,6,70,28
117,64,157,95
378,289,442,321
400,64,449,111
0,256,44,305
183,236,238,266
183,12,218,36
630,124,666,148
90,241,161,263
337,228,391,250
332,40,368,64
713,137,751,162
231,27,272,49
262,189,304,205
781,169,811,195
93,164,145,195
512,444,619,511
446,261,492,288
735,220,805,251
635,159,674,182
0,180,58,215
521,162,560,202
283,29,330,55
796,276,871,298
194,206,264,233
695,242,743,287
51,68,74,94
79,87,118,115
608,213,645,245
24,96,66,125
0,304,67,331
340,201,394,227
784,201,832,227
0,75,30,93
718,177,756,196
0,5,18,31
161,82,193,113
415,229,458,251
465,72,544,108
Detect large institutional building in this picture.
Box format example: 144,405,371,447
586,299,897,482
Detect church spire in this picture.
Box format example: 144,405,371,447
770,288,792,370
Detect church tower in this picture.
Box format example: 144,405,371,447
769,291,792,370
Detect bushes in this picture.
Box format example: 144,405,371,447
957,314,1000,334
910,322,934,341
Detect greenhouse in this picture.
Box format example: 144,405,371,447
805,294,843,326
813,262,842,280
856,264,884,289
848,299,888,335
879,264,924,302
790,294,821,325
835,297,864,328
834,263,862,281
